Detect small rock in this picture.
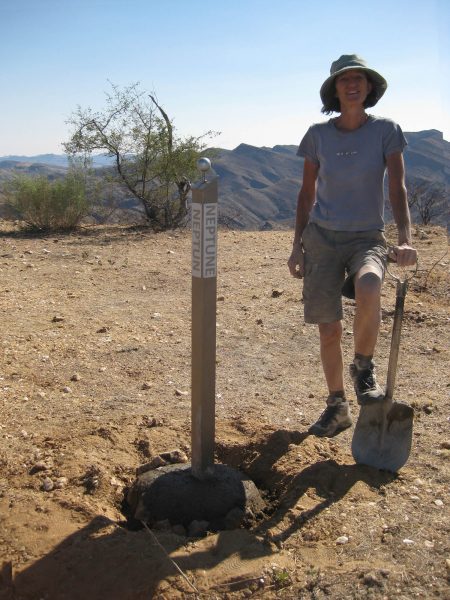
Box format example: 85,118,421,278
308,393,315,398
135,462,152,476
29,462,48,475
70,373,81,382
440,441,450,450
256,318,263,325
434,499,444,507
62,386,72,394
172,524,187,536
42,478,54,492
245,507,255,520
136,456,167,475
142,416,161,427
217,295,225,301
363,572,381,587
402,538,415,545
224,507,245,529
175,389,188,397
96,326,109,333
424,540,434,548
81,466,101,494
188,519,209,538
159,449,188,464
336,536,349,545
151,313,161,320
52,316,65,323
141,382,152,390
445,558,450,571
54,477,68,489
150,456,168,468
271,289,284,298
109,476,122,488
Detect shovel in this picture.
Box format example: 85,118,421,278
351,262,416,472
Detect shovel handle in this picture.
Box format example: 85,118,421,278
385,279,408,403
384,251,417,403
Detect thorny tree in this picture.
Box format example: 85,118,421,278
64,83,216,230
407,179,447,226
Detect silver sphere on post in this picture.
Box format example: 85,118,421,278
197,157,211,182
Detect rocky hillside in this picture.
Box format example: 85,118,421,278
211,129,448,229
0,130,447,229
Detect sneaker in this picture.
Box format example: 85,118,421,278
309,396,353,438
349,361,384,405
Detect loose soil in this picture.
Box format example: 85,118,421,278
0,222,448,599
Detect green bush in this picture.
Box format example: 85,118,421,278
6,173,89,231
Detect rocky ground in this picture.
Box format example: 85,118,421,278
0,221,448,599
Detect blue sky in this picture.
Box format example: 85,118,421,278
0,0,448,155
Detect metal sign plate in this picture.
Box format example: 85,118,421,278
192,203,217,278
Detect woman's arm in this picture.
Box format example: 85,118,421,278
386,152,418,266
293,159,318,244
288,158,318,277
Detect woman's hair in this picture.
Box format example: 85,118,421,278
321,73,378,114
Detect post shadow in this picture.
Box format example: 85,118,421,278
10,514,274,599
10,430,396,599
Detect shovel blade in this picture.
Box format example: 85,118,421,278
351,401,414,472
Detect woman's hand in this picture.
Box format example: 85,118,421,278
388,244,418,267
288,242,305,278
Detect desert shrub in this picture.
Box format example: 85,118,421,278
5,173,89,231
65,83,216,230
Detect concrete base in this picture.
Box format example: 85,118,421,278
127,463,265,529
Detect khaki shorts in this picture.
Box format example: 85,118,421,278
302,222,387,324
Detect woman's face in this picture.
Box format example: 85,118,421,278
334,69,372,109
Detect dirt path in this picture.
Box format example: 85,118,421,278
0,223,448,599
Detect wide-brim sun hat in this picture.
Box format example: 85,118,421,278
320,54,388,108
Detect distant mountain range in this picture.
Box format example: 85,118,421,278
0,153,113,168
209,129,448,228
0,129,447,228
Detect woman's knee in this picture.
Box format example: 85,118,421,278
354,270,382,303
319,321,342,346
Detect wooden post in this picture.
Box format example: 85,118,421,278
191,159,218,479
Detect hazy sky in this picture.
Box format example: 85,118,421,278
1,0,448,155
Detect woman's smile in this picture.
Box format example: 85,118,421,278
335,70,372,107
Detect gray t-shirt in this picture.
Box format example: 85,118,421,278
297,115,407,231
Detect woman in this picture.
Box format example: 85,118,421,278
287,54,417,437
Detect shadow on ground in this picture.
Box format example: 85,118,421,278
8,429,395,599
